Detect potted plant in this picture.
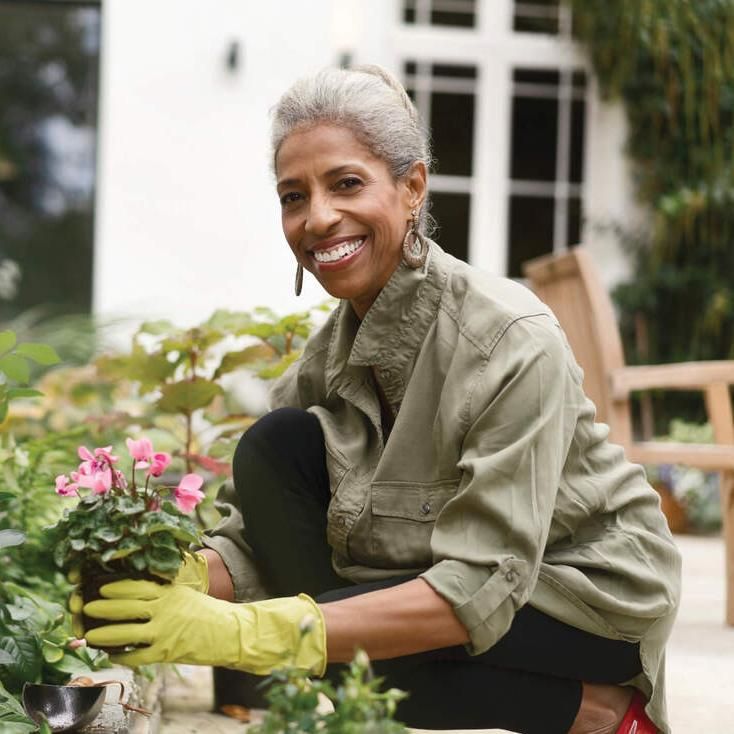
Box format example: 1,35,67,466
50,437,204,637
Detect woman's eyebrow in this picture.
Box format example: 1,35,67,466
277,164,363,190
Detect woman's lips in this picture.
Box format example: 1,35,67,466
311,236,368,271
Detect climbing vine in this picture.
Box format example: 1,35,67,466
569,1,734,417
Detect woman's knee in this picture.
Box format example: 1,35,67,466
234,408,318,466
232,407,327,504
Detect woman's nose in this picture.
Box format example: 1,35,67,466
305,194,340,234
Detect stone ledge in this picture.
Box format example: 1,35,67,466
79,667,161,733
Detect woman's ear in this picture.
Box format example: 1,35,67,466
403,161,428,211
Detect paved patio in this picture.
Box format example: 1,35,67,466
159,534,733,733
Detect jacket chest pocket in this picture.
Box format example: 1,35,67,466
369,480,459,569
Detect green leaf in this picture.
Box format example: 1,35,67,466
0,355,30,384
157,378,223,414
257,351,302,380
0,331,16,356
0,633,42,693
113,496,146,516
138,319,176,336
0,530,25,549
14,343,61,366
5,388,43,401
0,650,14,665
101,536,143,562
213,344,277,378
41,641,64,665
93,527,124,543
0,677,35,732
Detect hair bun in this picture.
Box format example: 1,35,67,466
353,64,419,123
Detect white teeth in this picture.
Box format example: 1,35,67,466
313,238,365,263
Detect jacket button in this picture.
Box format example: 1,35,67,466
420,502,431,515
505,571,516,583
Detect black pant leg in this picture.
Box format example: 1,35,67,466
319,577,641,733
232,407,350,597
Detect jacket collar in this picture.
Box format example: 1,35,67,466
323,240,450,404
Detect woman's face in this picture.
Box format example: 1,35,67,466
276,123,426,319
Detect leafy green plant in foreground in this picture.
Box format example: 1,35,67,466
251,641,407,734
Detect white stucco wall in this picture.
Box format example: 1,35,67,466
93,0,343,328
580,79,642,289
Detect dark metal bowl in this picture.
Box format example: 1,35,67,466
22,683,106,732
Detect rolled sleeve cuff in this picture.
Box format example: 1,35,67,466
420,557,528,654
199,535,270,603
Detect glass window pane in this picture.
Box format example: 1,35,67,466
567,197,582,247
430,11,475,28
430,192,470,263
0,1,100,319
513,68,560,86
432,63,477,79
431,92,475,176
514,0,560,35
431,0,476,28
510,95,558,181
508,196,554,277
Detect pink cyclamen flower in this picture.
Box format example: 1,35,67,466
55,475,78,496
114,469,128,490
148,452,171,478
174,474,205,514
78,446,95,463
91,469,112,494
126,437,154,465
94,445,119,464
73,466,112,495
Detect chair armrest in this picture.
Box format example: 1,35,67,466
610,361,734,399
627,442,734,471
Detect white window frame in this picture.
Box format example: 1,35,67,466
390,0,589,275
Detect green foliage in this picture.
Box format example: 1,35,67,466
51,493,201,580
569,0,734,420
251,648,407,734
95,304,330,478
0,331,59,424
0,427,89,598
0,678,37,733
0,580,107,696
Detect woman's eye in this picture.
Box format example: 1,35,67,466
337,177,362,190
280,191,302,206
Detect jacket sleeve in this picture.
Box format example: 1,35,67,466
420,315,578,654
200,362,304,601
199,480,271,602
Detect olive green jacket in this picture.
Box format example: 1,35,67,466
203,241,681,733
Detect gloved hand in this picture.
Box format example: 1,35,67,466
68,552,210,638
82,579,326,675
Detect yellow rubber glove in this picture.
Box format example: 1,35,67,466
82,579,326,675
68,552,209,638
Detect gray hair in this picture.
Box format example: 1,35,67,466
271,64,434,235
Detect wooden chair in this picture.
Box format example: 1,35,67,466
523,246,734,626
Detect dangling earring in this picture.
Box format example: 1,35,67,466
402,209,428,269
294,263,303,296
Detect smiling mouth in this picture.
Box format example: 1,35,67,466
311,237,366,264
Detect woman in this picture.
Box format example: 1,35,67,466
84,66,681,734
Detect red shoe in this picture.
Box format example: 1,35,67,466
615,691,657,733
